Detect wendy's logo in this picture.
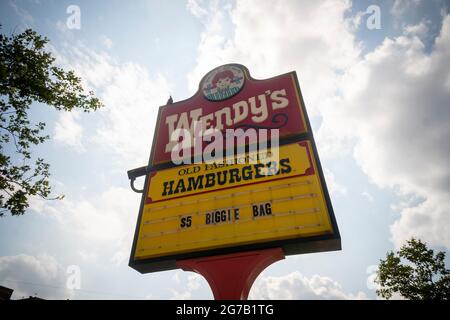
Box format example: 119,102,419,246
202,65,245,101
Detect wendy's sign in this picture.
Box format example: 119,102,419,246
149,64,308,166
129,64,341,273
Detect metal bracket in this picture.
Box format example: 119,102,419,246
127,165,148,193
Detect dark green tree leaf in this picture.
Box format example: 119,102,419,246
0,26,103,217
376,238,450,300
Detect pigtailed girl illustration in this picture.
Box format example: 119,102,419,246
212,70,236,92
202,65,245,101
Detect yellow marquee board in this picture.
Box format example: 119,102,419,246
130,140,340,272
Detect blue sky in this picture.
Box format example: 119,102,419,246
1,0,449,299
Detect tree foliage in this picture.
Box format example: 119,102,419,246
0,26,102,216
376,238,450,300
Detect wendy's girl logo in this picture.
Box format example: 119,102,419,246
202,64,245,101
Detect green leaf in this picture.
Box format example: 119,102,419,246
0,25,103,217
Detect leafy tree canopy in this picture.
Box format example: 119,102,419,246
376,238,450,300
0,26,102,216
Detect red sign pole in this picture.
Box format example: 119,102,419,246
176,248,285,300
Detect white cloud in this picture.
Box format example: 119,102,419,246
249,271,367,299
77,250,97,262
187,274,202,291
24,33,172,282
51,42,172,167
55,20,68,33
323,168,347,197
187,0,361,116
167,272,206,298
30,187,140,265
366,265,379,291
390,194,450,249
186,0,208,18
172,271,181,284
361,191,374,203
187,1,450,251
170,289,192,300
0,254,73,300
391,0,421,17
99,35,113,49
93,65,170,167
403,20,429,36
9,1,34,27
319,15,450,249
53,111,85,152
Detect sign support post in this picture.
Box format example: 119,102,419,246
176,248,285,300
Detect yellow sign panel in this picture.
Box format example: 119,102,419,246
134,141,335,261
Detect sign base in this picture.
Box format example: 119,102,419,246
176,248,285,300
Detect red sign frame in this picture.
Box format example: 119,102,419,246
149,64,308,165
